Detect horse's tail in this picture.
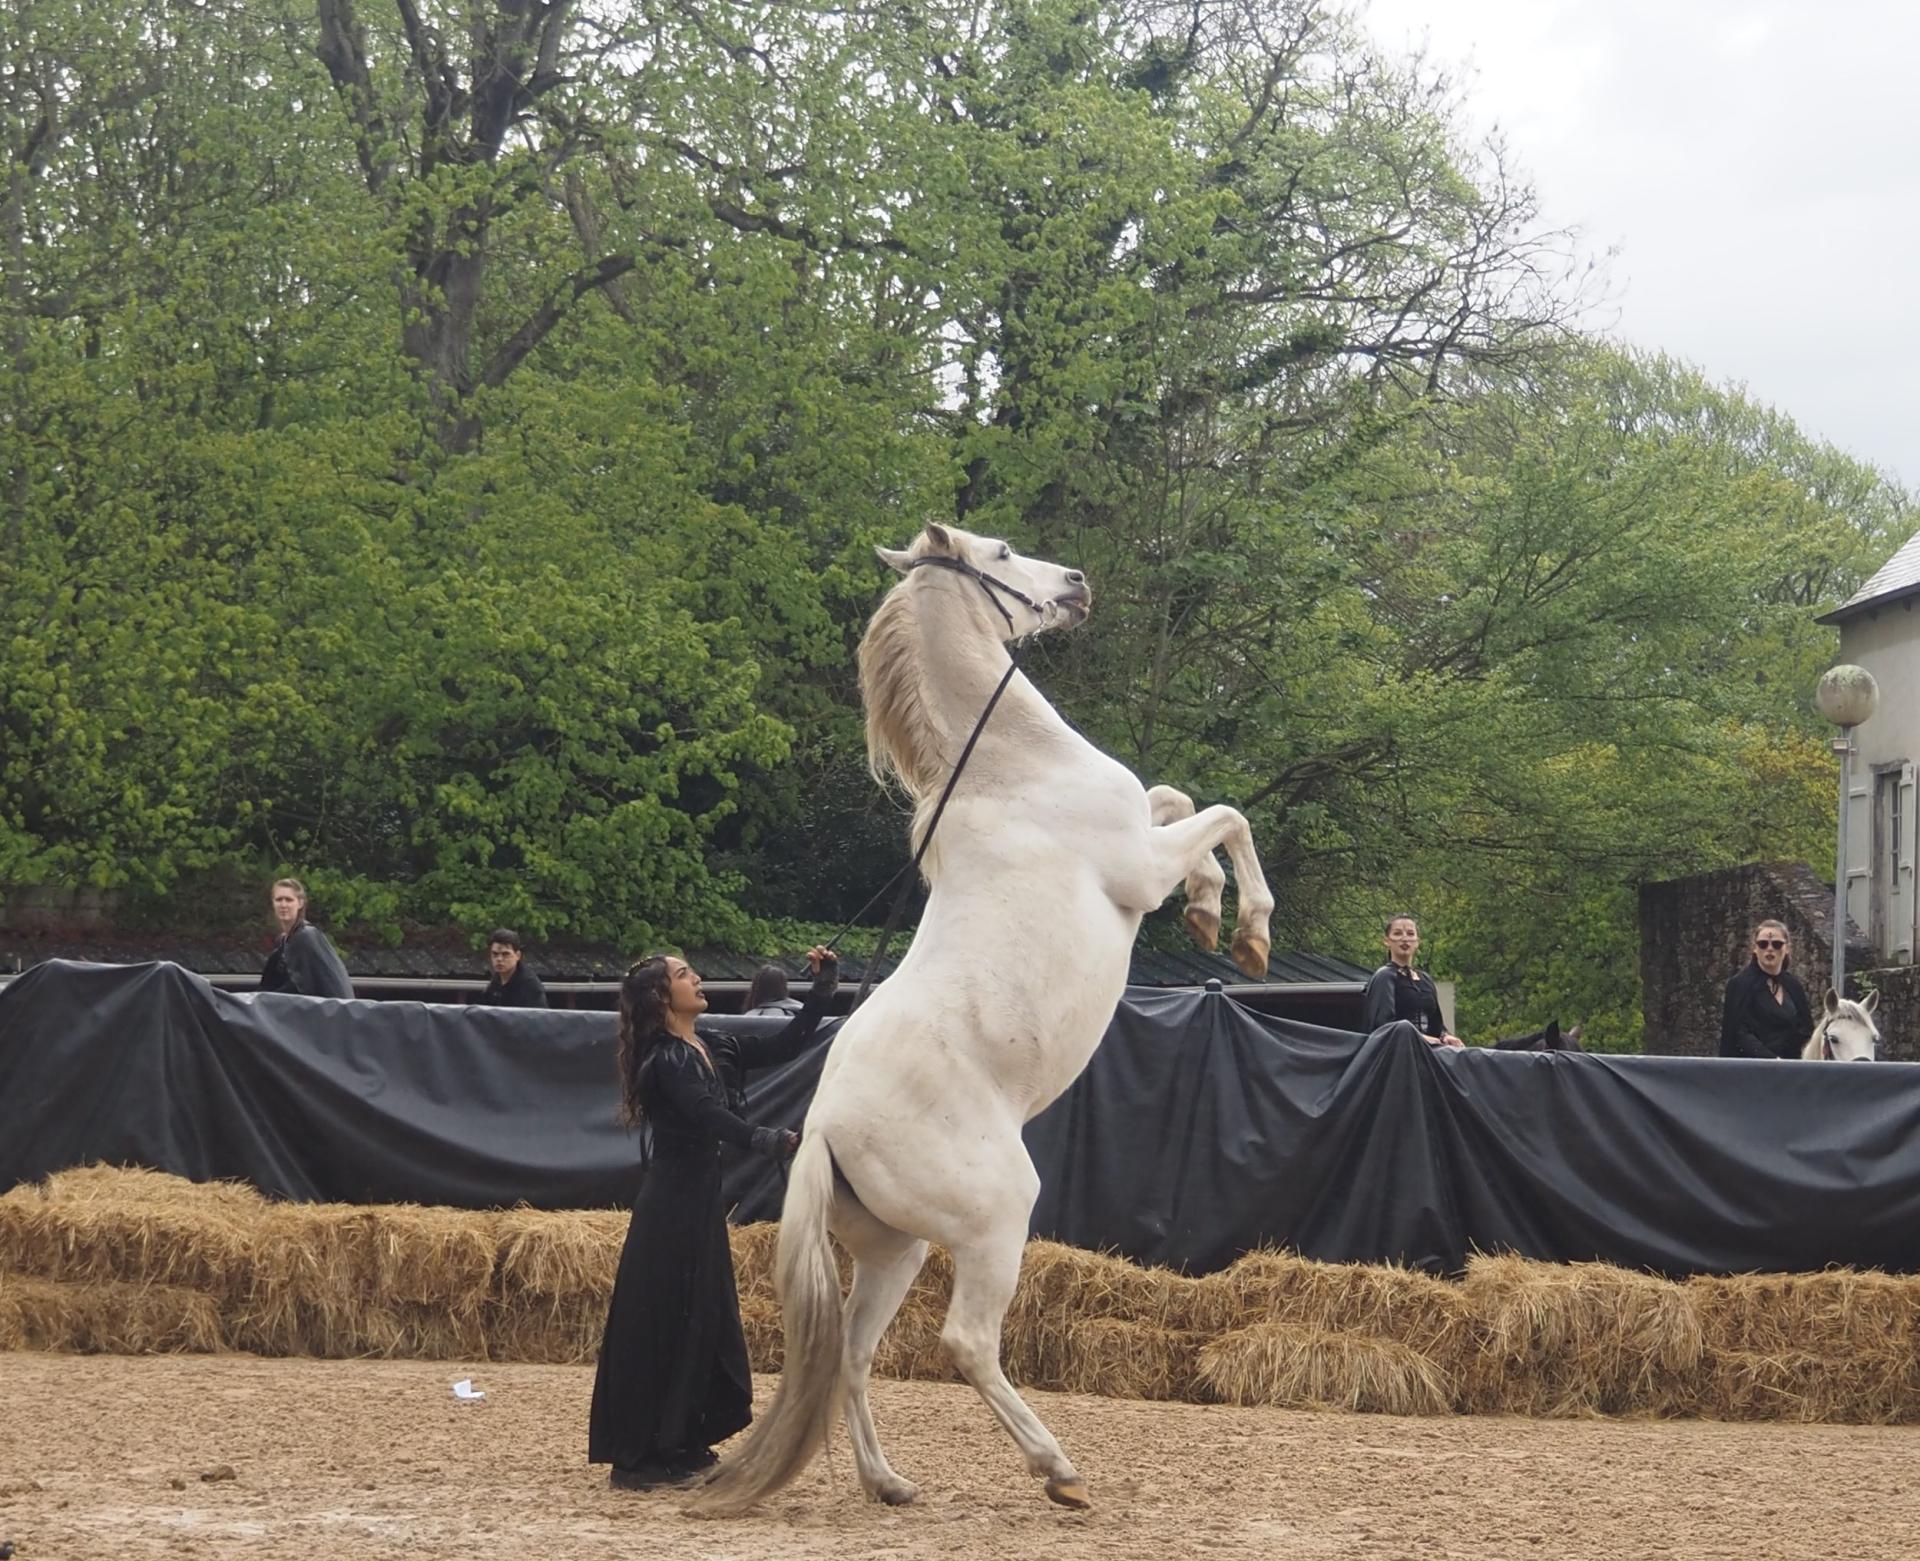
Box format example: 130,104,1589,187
690,1131,844,1516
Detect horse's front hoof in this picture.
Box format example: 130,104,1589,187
873,1477,919,1506
1230,929,1270,979
1185,905,1221,952
1045,1477,1092,1510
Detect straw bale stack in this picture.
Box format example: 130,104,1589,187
0,1273,226,1354
1196,1323,1454,1415
8,1165,1920,1423
1460,1254,1704,1417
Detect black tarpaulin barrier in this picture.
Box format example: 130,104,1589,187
5,959,1920,1278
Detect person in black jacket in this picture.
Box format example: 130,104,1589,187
589,945,837,1491
1719,919,1814,1059
743,962,801,1017
258,878,354,999
1360,913,1463,1048
477,928,548,1008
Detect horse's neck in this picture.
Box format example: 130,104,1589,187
914,582,1065,753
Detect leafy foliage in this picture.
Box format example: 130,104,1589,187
1,0,1909,1041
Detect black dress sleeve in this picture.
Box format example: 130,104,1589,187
1719,973,1772,1059
653,1043,759,1149
731,977,836,1070
1361,968,1396,1034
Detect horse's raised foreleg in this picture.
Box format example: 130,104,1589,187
1146,784,1227,953
834,1205,929,1506
1146,804,1274,978
942,1226,1089,1509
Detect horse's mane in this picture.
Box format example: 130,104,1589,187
858,571,948,806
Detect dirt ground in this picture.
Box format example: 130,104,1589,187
3,1355,1917,1561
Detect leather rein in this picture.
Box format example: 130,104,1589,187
820,553,1067,1009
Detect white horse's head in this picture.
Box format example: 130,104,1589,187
876,523,1092,639
1806,988,1881,1061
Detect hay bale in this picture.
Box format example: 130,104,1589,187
31,1164,266,1214
1196,1323,1454,1415
0,1165,265,1294
1689,1270,1920,1359
484,1294,607,1365
361,1206,500,1310
1460,1254,1703,1417
729,1222,783,1306
0,1274,225,1354
495,1209,623,1303
1002,1242,1188,1383
1186,1248,1473,1381
1051,1319,1202,1401
739,1294,784,1373
1709,1348,1920,1424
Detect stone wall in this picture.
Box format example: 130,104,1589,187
1638,861,1881,1056
1860,964,1920,1063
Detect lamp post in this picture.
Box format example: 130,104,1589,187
1815,664,1880,998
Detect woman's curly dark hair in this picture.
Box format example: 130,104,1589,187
616,955,675,1127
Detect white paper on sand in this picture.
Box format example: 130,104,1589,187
451,1378,486,1401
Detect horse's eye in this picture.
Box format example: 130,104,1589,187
999,545,1013,561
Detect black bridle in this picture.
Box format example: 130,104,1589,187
901,552,1054,634
816,553,1071,1008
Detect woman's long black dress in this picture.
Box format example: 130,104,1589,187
587,986,833,1475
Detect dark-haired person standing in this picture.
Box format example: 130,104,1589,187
1719,919,1813,1059
258,878,353,999
476,928,548,1008
743,962,801,1017
589,945,838,1491
1360,913,1463,1047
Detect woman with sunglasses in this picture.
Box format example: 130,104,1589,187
1718,920,1814,1059
589,944,837,1491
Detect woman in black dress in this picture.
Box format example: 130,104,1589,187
1359,913,1464,1048
589,944,838,1490
1719,919,1814,1059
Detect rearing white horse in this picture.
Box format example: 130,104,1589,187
695,522,1273,1516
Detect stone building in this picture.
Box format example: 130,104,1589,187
1818,532,1920,965
1639,861,1919,1060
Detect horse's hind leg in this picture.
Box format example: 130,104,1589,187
835,1199,929,1505
1147,784,1226,952
942,1224,1088,1509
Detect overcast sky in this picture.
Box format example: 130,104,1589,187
1360,0,1920,494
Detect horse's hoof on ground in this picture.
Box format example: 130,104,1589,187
1045,1478,1092,1510
873,1477,919,1506
1230,930,1270,979
1185,905,1221,952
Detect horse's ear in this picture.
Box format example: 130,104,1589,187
922,522,953,553
1824,987,1840,1016
875,545,914,574
1862,988,1880,1016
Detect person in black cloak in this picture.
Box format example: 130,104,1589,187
1718,918,1814,1059
589,943,838,1491
1360,913,1463,1047
257,877,353,999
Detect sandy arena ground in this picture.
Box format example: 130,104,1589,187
3,1354,1917,1560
